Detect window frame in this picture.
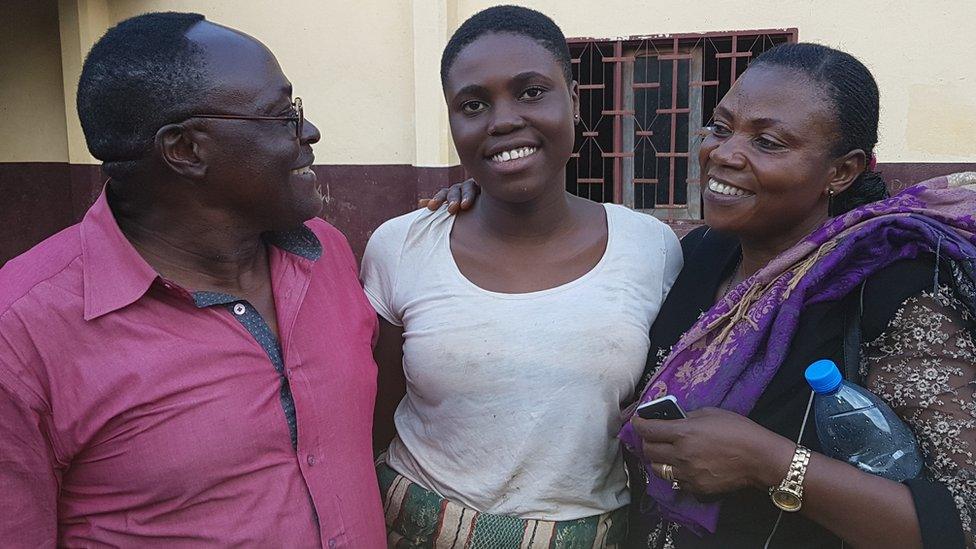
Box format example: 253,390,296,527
567,29,798,220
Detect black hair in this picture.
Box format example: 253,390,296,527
440,5,572,86
750,42,889,216
77,12,209,180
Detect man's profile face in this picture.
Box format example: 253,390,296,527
182,22,324,230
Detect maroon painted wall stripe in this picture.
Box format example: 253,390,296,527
0,161,971,266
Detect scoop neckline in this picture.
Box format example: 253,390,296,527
443,203,615,299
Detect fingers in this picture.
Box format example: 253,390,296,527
650,462,677,481
458,178,479,211
446,182,463,206
650,462,665,478
685,406,721,419
651,462,692,494
420,179,479,214
641,441,678,464
424,188,450,211
447,178,479,214
631,416,683,444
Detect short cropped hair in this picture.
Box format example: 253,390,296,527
77,12,209,179
441,5,572,86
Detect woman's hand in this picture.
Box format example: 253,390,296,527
635,408,925,547
418,178,479,214
631,407,795,496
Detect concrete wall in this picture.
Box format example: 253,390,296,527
0,0,69,162
0,0,98,265
44,0,459,169
28,0,976,169
110,0,421,166
461,0,976,163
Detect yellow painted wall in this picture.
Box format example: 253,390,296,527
0,0,69,162
3,0,973,165
57,0,111,165
108,0,418,166
461,0,976,163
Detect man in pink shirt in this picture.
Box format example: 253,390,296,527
0,12,384,547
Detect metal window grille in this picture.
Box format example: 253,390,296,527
567,30,797,220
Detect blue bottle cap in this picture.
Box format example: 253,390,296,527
805,359,843,394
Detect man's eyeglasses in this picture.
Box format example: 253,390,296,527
189,97,304,139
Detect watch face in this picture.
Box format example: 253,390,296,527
772,490,802,512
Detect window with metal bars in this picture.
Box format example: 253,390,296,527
567,30,797,220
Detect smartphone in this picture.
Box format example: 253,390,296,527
636,395,687,420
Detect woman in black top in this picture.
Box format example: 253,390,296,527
629,228,973,548
622,44,975,548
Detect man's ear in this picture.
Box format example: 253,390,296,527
154,123,207,180
826,149,867,195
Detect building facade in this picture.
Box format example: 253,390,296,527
1,0,974,263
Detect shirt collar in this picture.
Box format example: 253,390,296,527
81,189,159,321
263,226,322,261
80,187,323,320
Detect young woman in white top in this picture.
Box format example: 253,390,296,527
360,6,681,546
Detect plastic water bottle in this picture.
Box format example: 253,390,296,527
804,359,922,481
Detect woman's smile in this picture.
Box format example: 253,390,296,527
443,31,578,203
484,145,541,175
703,176,757,205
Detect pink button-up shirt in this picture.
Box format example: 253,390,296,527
0,191,385,548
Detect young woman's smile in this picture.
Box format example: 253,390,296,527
443,32,578,203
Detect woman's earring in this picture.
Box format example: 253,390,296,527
574,113,580,125
827,187,835,215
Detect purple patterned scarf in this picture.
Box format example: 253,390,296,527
619,173,976,536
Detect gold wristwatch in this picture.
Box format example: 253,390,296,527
769,445,811,512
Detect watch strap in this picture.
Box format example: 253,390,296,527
770,445,811,511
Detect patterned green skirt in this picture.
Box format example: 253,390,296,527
376,459,628,548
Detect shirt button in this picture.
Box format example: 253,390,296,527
233,303,246,315
328,538,336,548
307,454,316,466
